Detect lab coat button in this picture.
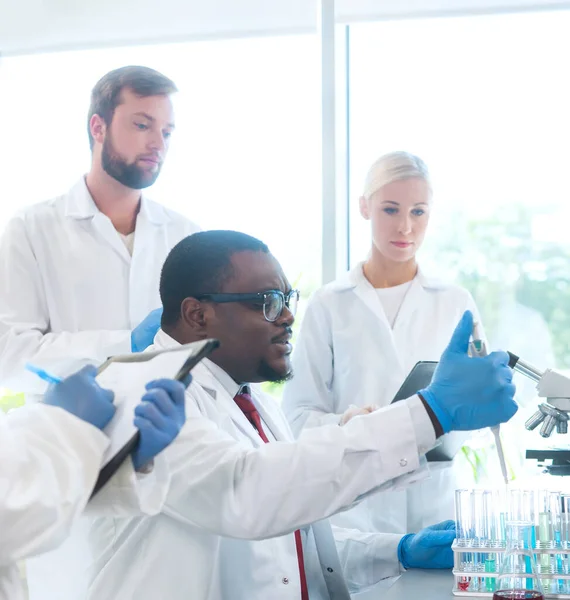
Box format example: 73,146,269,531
282,577,289,585
327,567,334,573
399,458,408,467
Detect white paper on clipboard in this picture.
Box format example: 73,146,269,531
96,341,207,468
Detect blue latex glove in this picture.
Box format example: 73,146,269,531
131,378,188,471
43,365,115,430
131,308,163,352
419,310,518,434
398,520,456,569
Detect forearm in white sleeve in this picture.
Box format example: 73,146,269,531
163,394,436,540
408,395,438,455
0,405,108,565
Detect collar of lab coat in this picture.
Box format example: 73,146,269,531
153,329,242,397
153,328,289,443
331,262,447,293
327,262,450,346
63,177,171,225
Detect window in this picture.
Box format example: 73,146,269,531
348,11,570,480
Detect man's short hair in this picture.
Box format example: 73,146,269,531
160,230,270,328
87,65,177,149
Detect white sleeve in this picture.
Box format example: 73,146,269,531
0,405,108,565
282,294,343,436
162,394,434,540
0,216,131,395
0,402,173,566
331,525,403,593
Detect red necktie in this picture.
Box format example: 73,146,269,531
234,391,309,600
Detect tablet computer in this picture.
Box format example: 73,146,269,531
392,361,438,403
392,361,467,462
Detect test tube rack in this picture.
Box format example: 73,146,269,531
452,540,570,598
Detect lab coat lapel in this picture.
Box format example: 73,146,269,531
64,178,131,264
391,273,426,332
131,197,167,261
349,264,404,373
192,367,269,448
90,213,132,264
188,363,220,400
350,266,391,329
249,392,289,442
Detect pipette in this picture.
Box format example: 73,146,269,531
469,323,509,486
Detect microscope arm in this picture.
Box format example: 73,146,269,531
508,352,570,437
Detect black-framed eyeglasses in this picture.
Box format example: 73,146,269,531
195,289,300,322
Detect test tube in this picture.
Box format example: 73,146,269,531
537,490,555,592
455,488,473,582
536,490,556,548
455,489,473,547
472,489,491,547
508,489,536,524
471,489,489,591
562,495,570,592
482,490,499,592
562,495,570,551
548,492,564,592
483,489,501,545
549,492,562,549
508,489,536,591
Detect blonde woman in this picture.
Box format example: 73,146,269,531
283,151,483,535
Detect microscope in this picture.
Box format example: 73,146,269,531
509,352,570,476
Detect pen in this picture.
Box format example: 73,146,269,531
469,324,509,486
25,363,63,385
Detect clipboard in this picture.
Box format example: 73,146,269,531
89,338,220,498
391,360,467,462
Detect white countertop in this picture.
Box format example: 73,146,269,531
353,569,456,600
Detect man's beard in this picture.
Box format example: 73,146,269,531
101,134,161,190
257,360,293,384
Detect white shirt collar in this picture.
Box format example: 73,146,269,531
63,176,169,225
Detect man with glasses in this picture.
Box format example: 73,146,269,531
58,230,517,600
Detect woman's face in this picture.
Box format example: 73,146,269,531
360,177,432,263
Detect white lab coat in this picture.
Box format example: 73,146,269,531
0,177,200,397
0,403,170,600
52,329,439,600
0,176,197,598
282,263,484,535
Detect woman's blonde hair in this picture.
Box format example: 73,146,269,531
362,151,431,201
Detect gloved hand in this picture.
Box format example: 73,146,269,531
131,308,163,352
398,520,456,569
131,378,188,471
419,310,518,434
44,365,115,430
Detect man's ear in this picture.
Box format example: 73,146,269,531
180,297,209,332
90,114,107,146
